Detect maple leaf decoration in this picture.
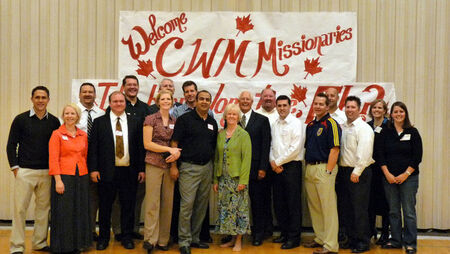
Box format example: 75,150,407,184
136,59,156,79
235,14,254,37
303,57,323,79
291,84,308,107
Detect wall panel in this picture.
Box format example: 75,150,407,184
0,0,448,229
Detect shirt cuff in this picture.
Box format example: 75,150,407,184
351,167,363,176
11,165,19,170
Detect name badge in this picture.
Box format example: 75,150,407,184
400,134,411,141
115,130,123,136
375,126,382,133
169,124,174,129
61,135,69,141
207,124,214,130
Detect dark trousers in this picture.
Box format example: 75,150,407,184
336,166,372,248
249,169,273,239
272,161,302,242
98,166,137,242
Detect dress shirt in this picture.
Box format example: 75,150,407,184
110,112,130,166
256,107,279,125
330,109,347,125
339,117,375,176
49,124,88,176
76,102,105,133
270,114,305,166
171,103,214,119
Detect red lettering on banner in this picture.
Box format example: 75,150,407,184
210,83,225,110
121,13,188,60
155,37,185,76
254,38,289,77
214,40,251,78
361,84,385,115
184,39,224,78
98,82,119,110
147,84,158,105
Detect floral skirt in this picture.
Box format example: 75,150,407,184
215,174,251,235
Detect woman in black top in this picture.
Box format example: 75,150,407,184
367,99,390,245
376,102,422,254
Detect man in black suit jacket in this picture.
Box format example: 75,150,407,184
88,91,145,251
238,91,273,246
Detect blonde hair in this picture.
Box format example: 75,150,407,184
156,90,174,107
223,103,242,122
62,103,81,124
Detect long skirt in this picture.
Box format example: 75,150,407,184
50,169,92,253
215,174,251,235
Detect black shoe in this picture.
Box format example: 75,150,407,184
272,236,287,243
156,244,169,251
381,242,402,249
190,242,209,249
179,246,191,254
92,232,99,242
281,241,300,249
143,241,153,249
132,231,144,240
351,246,370,253
252,238,263,246
376,233,389,245
406,247,417,254
11,252,23,254
122,239,135,249
96,240,109,250
35,246,51,252
200,236,213,243
340,240,352,249
114,233,122,241
221,235,233,243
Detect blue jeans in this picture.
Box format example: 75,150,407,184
383,174,419,249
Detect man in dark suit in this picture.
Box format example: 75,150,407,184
88,91,145,251
238,91,273,246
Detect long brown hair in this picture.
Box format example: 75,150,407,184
368,99,388,119
389,101,413,129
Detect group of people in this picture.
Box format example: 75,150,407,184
6,76,422,254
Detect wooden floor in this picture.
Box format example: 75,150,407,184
1,230,448,254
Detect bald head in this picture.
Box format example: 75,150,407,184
238,91,253,113
326,87,340,110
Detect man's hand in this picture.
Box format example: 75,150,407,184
170,167,179,181
55,180,65,194
213,183,219,192
257,170,266,180
166,147,182,163
384,172,396,184
237,184,246,191
12,168,18,177
350,173,359,183
90,171,100,183
138,172,145,183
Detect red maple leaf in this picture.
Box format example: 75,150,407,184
136,59,156,79
304,57,323,79
291,84,308,107
235,14,254,37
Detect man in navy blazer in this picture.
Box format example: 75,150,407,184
238,91,273,246
88,91,145,251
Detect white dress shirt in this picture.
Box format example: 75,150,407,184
110,112,130,166
339,117,375,176
256,107,279,125
330,109,347,125
77,102,105,133
269,114,305,166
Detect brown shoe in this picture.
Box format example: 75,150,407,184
303,240,322,248
313,247,338,254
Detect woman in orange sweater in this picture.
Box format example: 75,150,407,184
49,104,92,253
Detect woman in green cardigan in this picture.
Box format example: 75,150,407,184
213,103,252,251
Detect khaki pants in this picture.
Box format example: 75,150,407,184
10,168,51,253
144,164,175,246
304,163,339,252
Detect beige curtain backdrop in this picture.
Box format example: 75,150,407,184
0,0,448,229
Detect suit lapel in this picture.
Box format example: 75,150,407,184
246,111,256,130
105,112,114,141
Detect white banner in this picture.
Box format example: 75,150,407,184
71,80,396,127
118,11,357,86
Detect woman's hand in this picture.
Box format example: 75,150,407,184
165,148,182,163
170,167,179,181
213,183,219,192
394,173,409,184
55,180,65,194
237,184,246,192
384,172,396,184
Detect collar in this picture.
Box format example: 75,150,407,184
77,102,100,113
242,110,252,119
344,117,363,127
315,113,331,123
58,124,84,137
154,111,174,121
110,111,127,121
276,113,294,124
126,97,141,107
184,102,195,110
29,108,49,119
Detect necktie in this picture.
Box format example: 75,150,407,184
87,110,93,139
116,117,124,158
240,114,246,128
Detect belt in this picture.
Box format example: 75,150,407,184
183,160,210,166
306,161,327,165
